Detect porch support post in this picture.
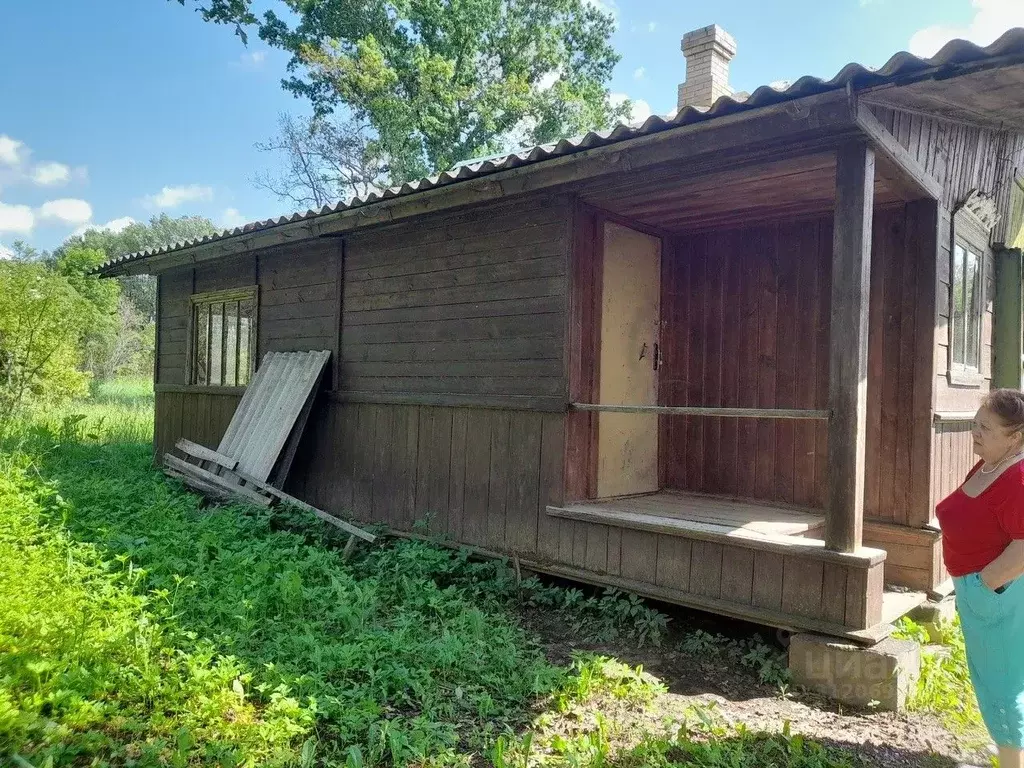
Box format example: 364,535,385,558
826,142,875,553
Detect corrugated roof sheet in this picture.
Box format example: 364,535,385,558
100,27,1024,274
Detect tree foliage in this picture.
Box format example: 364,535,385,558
53,247,121,380
0,262,92,424
177,0,628,182
253,112,387,208
58,214,220,319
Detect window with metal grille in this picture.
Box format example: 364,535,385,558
189,288,258,386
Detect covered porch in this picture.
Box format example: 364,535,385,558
555,94,942,640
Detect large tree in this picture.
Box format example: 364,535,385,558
58,214,220,319
176,0,628,182
253,112,387,208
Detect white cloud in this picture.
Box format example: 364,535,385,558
31,161,71,186
145,184,214,209
0,201,34,234
610,93,653,125
101,216,135,233
38,198,93,226
220,208,248,229
0,242,14,260
0,136,23,166
909,0,1024,57
236,50,268,70
72,216,136,238
648,21,657,32
633,66,646,80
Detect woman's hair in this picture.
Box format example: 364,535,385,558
982,389,1024,434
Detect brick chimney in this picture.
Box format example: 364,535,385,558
678,24,737,111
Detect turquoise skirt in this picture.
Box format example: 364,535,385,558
955,571,1024,748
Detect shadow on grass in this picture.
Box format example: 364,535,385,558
22,434,565,765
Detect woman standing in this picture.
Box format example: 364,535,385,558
936,389,1024,768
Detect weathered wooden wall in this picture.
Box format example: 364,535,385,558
658,207,929,527
338,194,570,410
156,241,342,388
151,387,882,632
154,390,242,461
868,105,1024,245
285,399,879,631
659,218,830,508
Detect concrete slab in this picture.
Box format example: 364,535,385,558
908,598,958,643
788,632,921,711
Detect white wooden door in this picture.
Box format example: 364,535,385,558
596,222,662,498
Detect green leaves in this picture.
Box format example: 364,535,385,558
0,262,93,425
178,0,628,184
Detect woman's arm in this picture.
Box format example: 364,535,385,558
981,539,1024,591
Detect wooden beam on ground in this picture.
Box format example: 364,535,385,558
826,142,874,553
227,468,377,543
163,454,272,507
855,104,943,201
175,438,238,471
104,92,861,276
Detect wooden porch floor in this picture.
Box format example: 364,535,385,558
552,491,826,539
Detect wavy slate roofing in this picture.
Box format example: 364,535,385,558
99,27,1024,275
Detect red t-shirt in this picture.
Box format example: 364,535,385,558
936,460,1024,576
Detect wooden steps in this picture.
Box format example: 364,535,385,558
881,589,929,625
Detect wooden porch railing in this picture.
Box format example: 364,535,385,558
570,403,831,421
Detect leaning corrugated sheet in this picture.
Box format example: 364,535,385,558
99,28,1024,274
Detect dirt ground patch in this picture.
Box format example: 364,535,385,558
519,599,990,768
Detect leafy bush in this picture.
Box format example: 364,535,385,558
0,454,312,766
0,262,92,425
894,615,988,747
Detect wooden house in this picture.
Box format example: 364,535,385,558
101,27,1024,642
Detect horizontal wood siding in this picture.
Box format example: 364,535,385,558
156,242,341,388
157,269,193,386
339,194,570,406
259,241,340,363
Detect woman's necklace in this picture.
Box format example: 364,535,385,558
980,448,1024,474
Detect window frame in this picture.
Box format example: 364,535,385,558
187,286,259,387
947,211,990,387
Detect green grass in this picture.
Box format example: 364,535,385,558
894,615,990,753
0,379,896,767
492,656,861,768
1,390,562,766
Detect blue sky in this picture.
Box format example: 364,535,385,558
1,0,1021,255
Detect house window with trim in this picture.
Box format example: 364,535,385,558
190,288,258,386
950,242,983,373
